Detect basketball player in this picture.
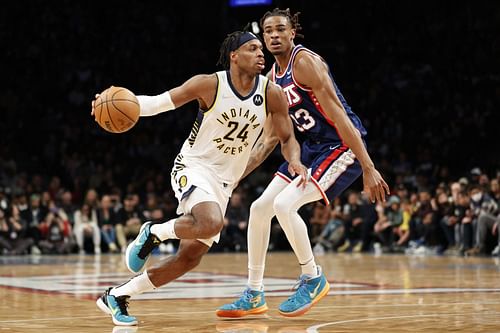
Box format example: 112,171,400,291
92,30,307,326
217,8,390,318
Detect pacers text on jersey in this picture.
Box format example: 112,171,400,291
213,107,261,155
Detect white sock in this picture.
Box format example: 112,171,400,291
110,271,156,297
248,266,265,291
151,218,178,241
300,257,318,277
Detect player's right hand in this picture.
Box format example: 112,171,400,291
90,93,100,119
288,161,308,188
362,167,390,203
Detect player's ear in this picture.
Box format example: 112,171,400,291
230,50,238,63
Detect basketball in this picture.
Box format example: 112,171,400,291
93,86,140,133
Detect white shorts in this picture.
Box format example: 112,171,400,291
171,166,233,247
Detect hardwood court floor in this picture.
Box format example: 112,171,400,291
1,252,500,332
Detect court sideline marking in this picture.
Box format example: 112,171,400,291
306,312,499,332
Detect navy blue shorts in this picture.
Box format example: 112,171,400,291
276,141,362,205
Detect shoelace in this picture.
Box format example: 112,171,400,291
115,296,131,315
291,276,308,291
234,289,253,306
286,277,309,302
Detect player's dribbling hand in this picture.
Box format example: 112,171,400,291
91,86,113,118
362,167,390,203
90,93,100,119
288,161,308,188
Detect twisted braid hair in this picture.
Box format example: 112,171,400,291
259,7,304,39
217,23,256,70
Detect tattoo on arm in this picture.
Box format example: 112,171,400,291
241,138,278,179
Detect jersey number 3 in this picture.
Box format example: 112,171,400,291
290,108,316,132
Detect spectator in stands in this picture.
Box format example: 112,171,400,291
0,188,9,211
115,194,145,249
394,199,411,249
142,193,160,221
0,208,10,253
434,191,454,252
308,202,331,242
337,191,363,252
440,186,461,254
59,190,77,226
73,203,101,254
373,195,403,253
467,184,499,256
38,210,72,255
97,195,119,253
223,191,249,252
457,191,474,255
84,188,100,211
489,178,499,203
313,204,345,254
0,205,34,255
21,193,48,254
412,188,440,249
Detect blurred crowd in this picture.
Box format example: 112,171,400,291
1,165,499,258
0,2,498,256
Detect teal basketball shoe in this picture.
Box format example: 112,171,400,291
279,266,330,317
96,288,137,326
125,222,161,273
216,288,268,318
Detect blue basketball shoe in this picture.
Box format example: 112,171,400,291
216,288,268,318
279,266,330,317
125,222,161,273
96,288,137,326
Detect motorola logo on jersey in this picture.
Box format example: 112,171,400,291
253,94,263,106
282,83,302,107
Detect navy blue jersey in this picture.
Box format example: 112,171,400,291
272,45,367,145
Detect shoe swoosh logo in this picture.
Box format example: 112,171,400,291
309,282,322,299
250,295,261,307
111,306,120,316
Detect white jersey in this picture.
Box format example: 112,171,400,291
172,70,269,189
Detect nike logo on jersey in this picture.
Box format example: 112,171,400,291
329,144,340,150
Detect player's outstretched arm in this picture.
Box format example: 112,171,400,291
293,52,389,202
267,82,308,186
91,75,217,118
138,74,218,116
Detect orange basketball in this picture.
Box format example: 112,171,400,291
93,86,140,133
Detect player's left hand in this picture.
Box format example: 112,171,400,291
288,161,308,188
